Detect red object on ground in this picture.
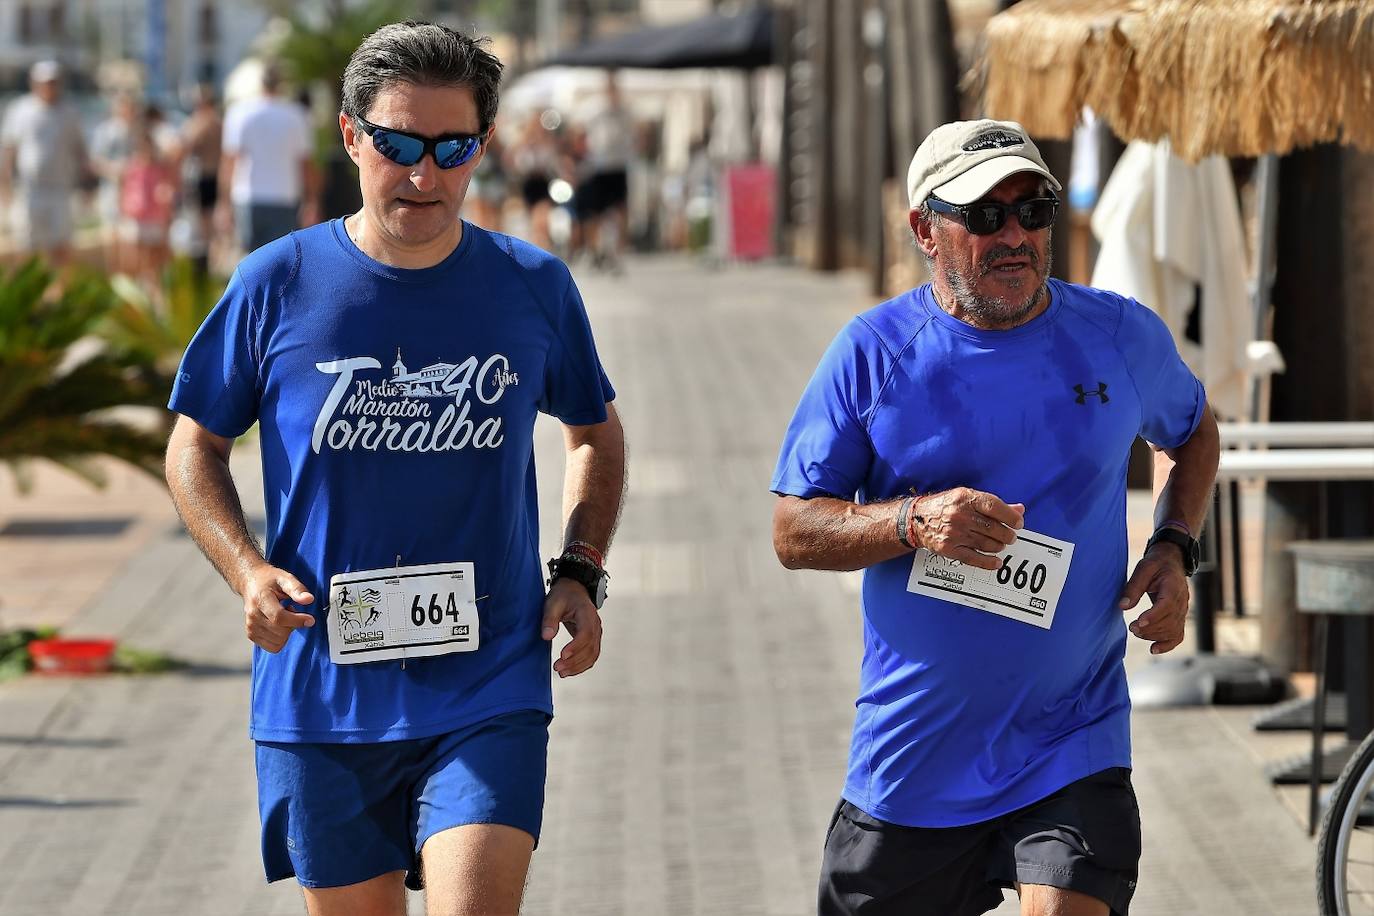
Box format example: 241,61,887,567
27,638,117,675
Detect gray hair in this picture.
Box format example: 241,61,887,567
341,21,504,131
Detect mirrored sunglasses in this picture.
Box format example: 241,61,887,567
927,194,1059,236
354,116,483,170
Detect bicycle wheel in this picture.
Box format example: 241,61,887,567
1318,729,1374,915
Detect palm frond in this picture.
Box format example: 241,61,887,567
17,357,171,418
0,418,167,482
0,258,175,490
103,259,222,372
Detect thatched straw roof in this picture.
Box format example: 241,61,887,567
980,0,1374,161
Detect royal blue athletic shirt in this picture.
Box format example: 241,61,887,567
170,219,614,743
771,279,1205,826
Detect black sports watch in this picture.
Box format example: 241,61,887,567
1145,526,1200,577
547,556,609,609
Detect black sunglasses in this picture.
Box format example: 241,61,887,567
354,116,484,170
926,194,1059,236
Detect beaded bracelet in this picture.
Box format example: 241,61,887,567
564,540,604,569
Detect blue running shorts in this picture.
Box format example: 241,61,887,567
256,709,550,890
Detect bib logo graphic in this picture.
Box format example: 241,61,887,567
924,554,966,586
962,129,1023,153
1073,382,1109,405
337,586,383,643
312,348,519,454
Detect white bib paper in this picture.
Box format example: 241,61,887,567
907,529,1074,630
327,561,478,665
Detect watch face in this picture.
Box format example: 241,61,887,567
592,575,608,608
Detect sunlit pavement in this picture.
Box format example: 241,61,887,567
0,255,1318,914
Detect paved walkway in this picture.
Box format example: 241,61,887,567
0,256,1320,914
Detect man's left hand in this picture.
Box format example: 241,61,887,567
541,578,602,678
1119,546,1190,654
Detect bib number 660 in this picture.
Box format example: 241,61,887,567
997,555,1048,594
411,593,463,626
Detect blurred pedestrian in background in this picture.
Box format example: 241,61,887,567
505,110,560,249
91,92,138,272
465,129,507,230
144,103,181,157
563,124,590,258
180,83,224,273
0,60,89,266
219,63,318,254
578,72,634,272
119,118,177,293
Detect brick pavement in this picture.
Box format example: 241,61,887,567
0,255,1320,915
0,461,177,632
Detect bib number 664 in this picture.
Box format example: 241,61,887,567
997,555,1048,594
411,593,463,626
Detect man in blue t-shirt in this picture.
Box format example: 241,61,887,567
771,120,1219,916
164,22,626,916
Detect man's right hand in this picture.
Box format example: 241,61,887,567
908,488,1025,570
240,565,315,653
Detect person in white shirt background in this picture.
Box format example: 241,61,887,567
218,63,320,254
0,60,90,265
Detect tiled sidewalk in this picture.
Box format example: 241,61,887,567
0,256,1320,915
0,462,177,632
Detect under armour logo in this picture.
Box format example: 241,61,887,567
1073,382,1109,404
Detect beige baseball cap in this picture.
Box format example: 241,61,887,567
907,119,1060,208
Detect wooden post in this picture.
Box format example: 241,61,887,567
832,0,864,270
862,0,888,295
806,0,838,269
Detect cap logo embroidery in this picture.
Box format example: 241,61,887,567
962,130,1023,153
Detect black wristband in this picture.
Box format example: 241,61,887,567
897,496,916,549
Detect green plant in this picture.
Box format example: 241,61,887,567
104,258,222,374
0,259,173,491
0,627,57,681
112,644,188,674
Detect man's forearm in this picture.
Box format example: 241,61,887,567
1152,406,1221,535
773,495,908,572
167,443,266,596
560,412,627,555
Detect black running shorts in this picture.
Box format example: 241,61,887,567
818,767,1142,916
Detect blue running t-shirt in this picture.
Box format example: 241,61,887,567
771,279,1204,826
170,220,614,743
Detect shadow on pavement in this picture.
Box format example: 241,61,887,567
0,518,135,537
0,735,123,749
0,796,134,809
177,662,252,679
